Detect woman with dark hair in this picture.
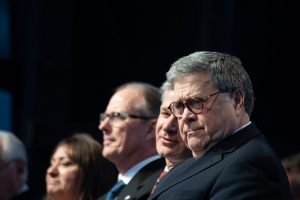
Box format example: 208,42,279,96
45,133,117,200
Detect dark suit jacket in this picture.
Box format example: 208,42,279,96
148,123,292,200
98,157,165,200
11,190,33,200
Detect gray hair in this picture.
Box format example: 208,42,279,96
166,51,255,115
160,81,172,102
0,130,28,182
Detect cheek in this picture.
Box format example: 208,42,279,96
112,126,127,144
155,119,166,137
126,124,150,147
61,169,81,187
155,118,164,133
128,123,147,138
205,110,228,129
179,129,186,143
155,132,161,145
178,121,185,136
155,125,161,136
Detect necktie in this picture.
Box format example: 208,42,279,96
106,180,126,200
151,170,168,194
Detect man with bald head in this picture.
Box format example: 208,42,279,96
97,82,165,200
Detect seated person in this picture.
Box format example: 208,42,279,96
44,133,117,200
0,130,30,200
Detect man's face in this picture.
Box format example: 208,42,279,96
99,87,154,164
155,90,191,164
173,73,237,158
0,159,20,199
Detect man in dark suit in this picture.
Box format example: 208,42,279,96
97,82,165,200
150,81,192,194
148,51,292,200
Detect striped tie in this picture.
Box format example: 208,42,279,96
151,170,168,194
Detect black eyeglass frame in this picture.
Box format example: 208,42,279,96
167,91,223,118
100,112,155,123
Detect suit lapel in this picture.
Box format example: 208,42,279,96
151,123,261,198
118,158,165,199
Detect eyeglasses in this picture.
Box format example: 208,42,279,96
100,112,155,127
168,91,223,118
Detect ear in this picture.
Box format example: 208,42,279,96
232,90,245,114
145,118,157,140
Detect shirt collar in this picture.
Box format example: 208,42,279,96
118,155,161,184
234,121,251,134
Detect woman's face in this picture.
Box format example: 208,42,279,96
45,145,81,200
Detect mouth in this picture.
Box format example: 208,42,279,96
103,137,115,146
47,179,60,185
160,137,177,145
186,127,203,136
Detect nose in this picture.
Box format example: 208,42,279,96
181,106,197,123
162,115,178,135
47,164,58,177
99,117,110,130
99,118,112,136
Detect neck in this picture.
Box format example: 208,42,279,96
116,149,157,174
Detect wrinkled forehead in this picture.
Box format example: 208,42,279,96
173,74,214,101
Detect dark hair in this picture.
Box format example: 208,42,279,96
48,133,117,200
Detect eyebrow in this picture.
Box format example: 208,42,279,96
51,156,70,162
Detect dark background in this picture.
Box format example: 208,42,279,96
1,0,298,199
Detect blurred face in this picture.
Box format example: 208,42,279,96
0,159,21,200
286,168,300,186
99,87,154,167
173,73,239,158
156,90,191,169
46,145,81,200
